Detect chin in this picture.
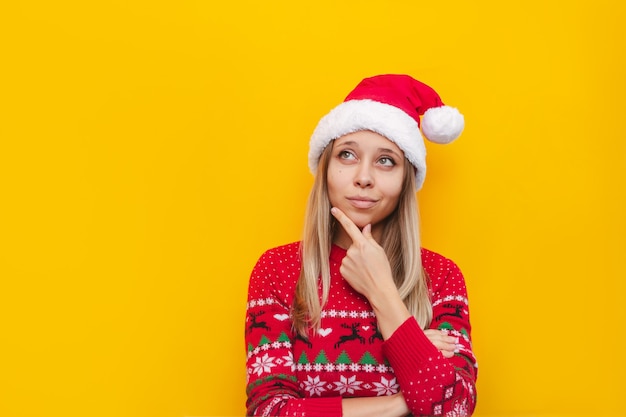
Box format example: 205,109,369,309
343,211,375,229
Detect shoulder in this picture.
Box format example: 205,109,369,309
247,242,302,303
420,247,461,275
255,241,302,266
420,247,467,297
250,241,302,281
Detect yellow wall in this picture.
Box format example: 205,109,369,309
1,1,625,416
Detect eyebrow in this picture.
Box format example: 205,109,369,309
336,140,403,159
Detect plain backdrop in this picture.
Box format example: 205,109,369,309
1,1,625,416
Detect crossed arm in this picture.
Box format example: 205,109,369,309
331,207,460,416
245,209,475,417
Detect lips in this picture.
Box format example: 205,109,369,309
346,196,378,209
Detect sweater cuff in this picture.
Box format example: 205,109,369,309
304,396,343,417
382,317,440,378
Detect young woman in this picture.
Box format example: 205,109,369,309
244,74,477,417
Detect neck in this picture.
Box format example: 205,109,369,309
332,222,385,249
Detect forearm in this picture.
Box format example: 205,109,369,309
342,394,410,417
249,396,343,417
382,317,477,416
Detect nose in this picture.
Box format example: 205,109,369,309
354,163,373,188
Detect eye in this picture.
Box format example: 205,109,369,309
378,156,396,167
338,150,356,160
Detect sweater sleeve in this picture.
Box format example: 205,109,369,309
244,247,343,417
381,258,477,416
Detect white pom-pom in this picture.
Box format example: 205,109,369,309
422,106,464,144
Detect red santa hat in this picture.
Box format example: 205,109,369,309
309,74,464,190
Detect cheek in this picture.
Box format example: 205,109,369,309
327,173,350,207
326,175,338,202
382,176,404,198
327,169,347,189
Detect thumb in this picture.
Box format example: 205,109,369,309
362,224,373,239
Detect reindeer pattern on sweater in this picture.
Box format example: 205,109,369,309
245,242,477,417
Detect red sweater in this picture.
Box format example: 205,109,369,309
245,242,477,416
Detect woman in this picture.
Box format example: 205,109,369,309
245,74,477,416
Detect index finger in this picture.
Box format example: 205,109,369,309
330,207,366,243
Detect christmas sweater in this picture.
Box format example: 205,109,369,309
245,242,477,416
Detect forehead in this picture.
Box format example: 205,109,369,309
334,130,404,154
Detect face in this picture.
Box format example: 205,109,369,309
327,130,405,244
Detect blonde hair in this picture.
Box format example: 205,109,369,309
292,141,432,336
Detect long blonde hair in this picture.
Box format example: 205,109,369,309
292,140,432,336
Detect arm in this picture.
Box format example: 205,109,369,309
246,247,414,417
342,394,410,417
245,248,342,416
331,208,477,416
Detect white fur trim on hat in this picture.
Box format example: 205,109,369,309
309,99,428,189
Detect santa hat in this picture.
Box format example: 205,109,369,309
309,74,464,190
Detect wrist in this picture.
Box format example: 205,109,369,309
342,393,409,417
367,282,402,312
369,291,411,340
392,393,410,416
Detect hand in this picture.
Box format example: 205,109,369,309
342,393,411,417
330,207,397,302
424,329,459,359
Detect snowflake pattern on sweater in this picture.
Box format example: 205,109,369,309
245,242,477,417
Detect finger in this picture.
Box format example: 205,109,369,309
425,330,455,342
441,350,455,359
423,329,439,338
439,330,457,344
330,207,366,243
362,223,373,239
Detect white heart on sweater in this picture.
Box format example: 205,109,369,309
317,328,333,337
273,314,289,321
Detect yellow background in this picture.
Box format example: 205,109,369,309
1,1,625,416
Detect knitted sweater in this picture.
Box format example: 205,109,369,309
245,242,477,416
